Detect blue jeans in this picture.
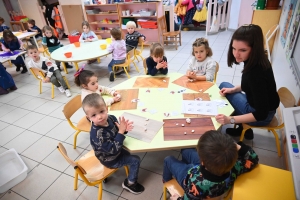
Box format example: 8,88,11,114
163,148,200,188
108,149,140,183
219,82,276,126
108,59,126,72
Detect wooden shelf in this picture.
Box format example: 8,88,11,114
90,22,120,25
85,4,117,6
87,13,118,16
122,28,158,31
120,16,157,18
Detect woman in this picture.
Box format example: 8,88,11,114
215,24,280,140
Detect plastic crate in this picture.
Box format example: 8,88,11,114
68,34,81,44
13,16,27,21
138,21,157,29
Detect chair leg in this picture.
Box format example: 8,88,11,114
239,128,248,141
163,185,167,200
74,62,79,71
97,57,100,63
63,76,70,89
132,61,140,73
39,81,42,94
98,183,103,200
51,84,54,99
8,60,12,67
73,130,81,149
123,66,130,78
74,171,78,190
270,129,281,157
175,37,178,50
138,54,144,61
124,166,129,177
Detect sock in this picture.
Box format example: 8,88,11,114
128,180,135,185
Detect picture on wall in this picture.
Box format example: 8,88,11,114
280,0,297,48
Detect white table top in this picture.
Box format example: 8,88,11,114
50,40,111,62
0,51,27,63
0,32,38,40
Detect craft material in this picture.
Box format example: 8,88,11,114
172,75,214,92
133,77,170,88
182,100,218,115
191,130,195,133
181,124,185,127
110,89,139,111
186,118,191,123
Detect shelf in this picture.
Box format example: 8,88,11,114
85,4,117,6
87,13,118,16
120,16,157,18
121,28,157,31
90,22,120,25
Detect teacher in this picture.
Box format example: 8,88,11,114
215,24,280,140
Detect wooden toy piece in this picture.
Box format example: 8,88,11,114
191,130,195,133
184,132,187,135
181,124,185,127
145,118,149,121
186,118,191,124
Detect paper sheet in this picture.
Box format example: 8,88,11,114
182,100,218,115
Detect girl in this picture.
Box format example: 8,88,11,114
0,30,27,73
215,24,280,140
145,43,168,76
74,68,121,105
186,38,217,82
79,21,98,64
107,28,126,82
42,25,73,69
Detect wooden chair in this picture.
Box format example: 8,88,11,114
112,49,139,79
238,87,296,157
143,58,148,75
62,95,91,149
157,15,181,50
163,178,232,200
29,67,70,99
134,37,145,62
57,143,129,200
214,62,219,83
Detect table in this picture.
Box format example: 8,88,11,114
108,72,234,153
0,31,38,47
0,51,27,64
50,40,111,74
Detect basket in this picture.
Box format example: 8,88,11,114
68,34,81,44
138,21,157,29
13,16,27,21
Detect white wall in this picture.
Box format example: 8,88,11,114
0,1,12,29
18,0,45,28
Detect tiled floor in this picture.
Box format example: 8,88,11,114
0,30,285,200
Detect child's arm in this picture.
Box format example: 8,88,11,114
90,31,98,41
159,56,168,75
42,35,47,46
107,43,114,53
18,39,25,50
203,60,216,82
137,32,146,41
146,57,163,76
79,33,85,42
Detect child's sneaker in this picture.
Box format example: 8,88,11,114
122,178,144,194
58,86,65,93
65,89,72,97
109,71,114,82
66,63,73,68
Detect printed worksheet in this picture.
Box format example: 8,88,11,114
182,100,218,115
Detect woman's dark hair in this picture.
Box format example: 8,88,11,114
192,38,213,57
227,24,271,73
74,70,95,87
3,29,17,43
197,130,238,176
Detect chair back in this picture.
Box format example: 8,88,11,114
158,15,167,34
127,48,135,61
214,62,219,83
63,95,82,119
143,58,147,74
278,87,296,108
137,37,144,53
96,35,102,39
29,67,46,80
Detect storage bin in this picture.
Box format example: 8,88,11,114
140,10,155,16
0,149,28,193
13,16,27,21
68,34,81,43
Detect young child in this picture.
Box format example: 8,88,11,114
79,21,98,64
74,68,121,105
163,130,259,199
27,45,72,97
82,93,145,194
145,43,168,76
22,19,42,47
125,21,146,53
0,17,9,32
0,30,27,73
41,25,73,69
186,38,217,82
107,28,126,82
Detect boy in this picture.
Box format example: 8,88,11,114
125,21,146,53
82,93,145,194
22,19,42,47
163,130,259,199
27,45,71,97
0,17,9,32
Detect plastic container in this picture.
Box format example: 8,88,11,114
13,16,27,21
0,149,28,193
106,38,112,44
256,0,266,10
100,44,107,50
68,34,81,44
266,0,280,9
64,52,72,58
74,42,80,47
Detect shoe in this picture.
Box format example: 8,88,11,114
115,68,124,75
87,59,97,64
244,129,254,140
109,71,114,82
122,179,144,194
66,63,73,69
21,67,28,74
65,89,72,97
0,87,9,95
58,86,65,93
16,65,21,72
10,86,18,90
226,125,243,137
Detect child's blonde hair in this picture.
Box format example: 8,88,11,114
150,43,164,57
110,28,122,40
82,21,90,29
126,21,136,28
42,25,54,36
192,38,213,57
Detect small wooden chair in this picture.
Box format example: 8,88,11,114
112,49,139,79
143,58,148,75
134,37,145,62
214,62,220,83
29,67,70,99
57,143,129,200
62,95,91,149
157,15,181,50
238,87,296,157
163,178,232,200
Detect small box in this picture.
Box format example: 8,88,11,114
68,34,81,43
140,10,155,16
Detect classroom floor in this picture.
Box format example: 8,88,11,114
0,30,285,200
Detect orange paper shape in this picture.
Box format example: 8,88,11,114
172,75,214,92
163,117,215,141
133,77,170,88
110,89,139,111
182,93,213,118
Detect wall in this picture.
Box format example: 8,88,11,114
59,0,82,5
18,0,45,28
0,1,11,28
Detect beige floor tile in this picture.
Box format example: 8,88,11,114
48,105,66,120
35,101,63,115
253,129,281,153
6,94,34,107
0,108,30,124
14,112,46,129
0,104,16,118
21,97,49,111
0,121,9,131
0,125,25,146
77,185,119,200
45,120,75,141
0,92,22,103
64,130,90,149
0,191,27,200
28,116,63,135
20,156,39,172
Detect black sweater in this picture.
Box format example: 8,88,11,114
146,56,168,76
241,64,280,121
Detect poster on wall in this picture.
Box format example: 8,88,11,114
280,0,297,48
286,2,300,57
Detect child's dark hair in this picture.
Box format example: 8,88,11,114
42,25,54,36
74,69,95,87
110,28,121,40
192,38,213,57
0,17,4,23
27,45,38,51
227,24,270,73
28,19,36,26
82,93,106,113
3,30,17,43
82,21,90,29
196,130,237,176
150,42,164,57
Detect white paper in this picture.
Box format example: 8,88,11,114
182,100,218,115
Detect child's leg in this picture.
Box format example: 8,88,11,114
181,148,200,165
108,59,115,72
52,70,68,89
126,45,134,53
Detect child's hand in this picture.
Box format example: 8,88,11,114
4,49,10,52
46,61,52,66
43,77,50,83
113,96,121,102
113,91,120,97
156,61,164,69
170,193,180,200
115,116,127,134
236,143,241,151
126,120,134,132
86,38,92,42
161,61,168,68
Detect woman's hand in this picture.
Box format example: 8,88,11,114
215,114,230,125
219,87,235,96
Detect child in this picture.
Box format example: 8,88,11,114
82,93,145,194
22,19,42,47
27,45,72,97
186,38,217,82
74,68,121,105
107,28,126,82
42,25,73,69
125,21,146,53
145,43,168,76
163,130,259,199
0,30,28,73
79,21,98,64
0,17,9,32
0,63,17,95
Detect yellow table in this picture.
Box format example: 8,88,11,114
233,164,296,200
50,40,111,74
109,72,234,153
